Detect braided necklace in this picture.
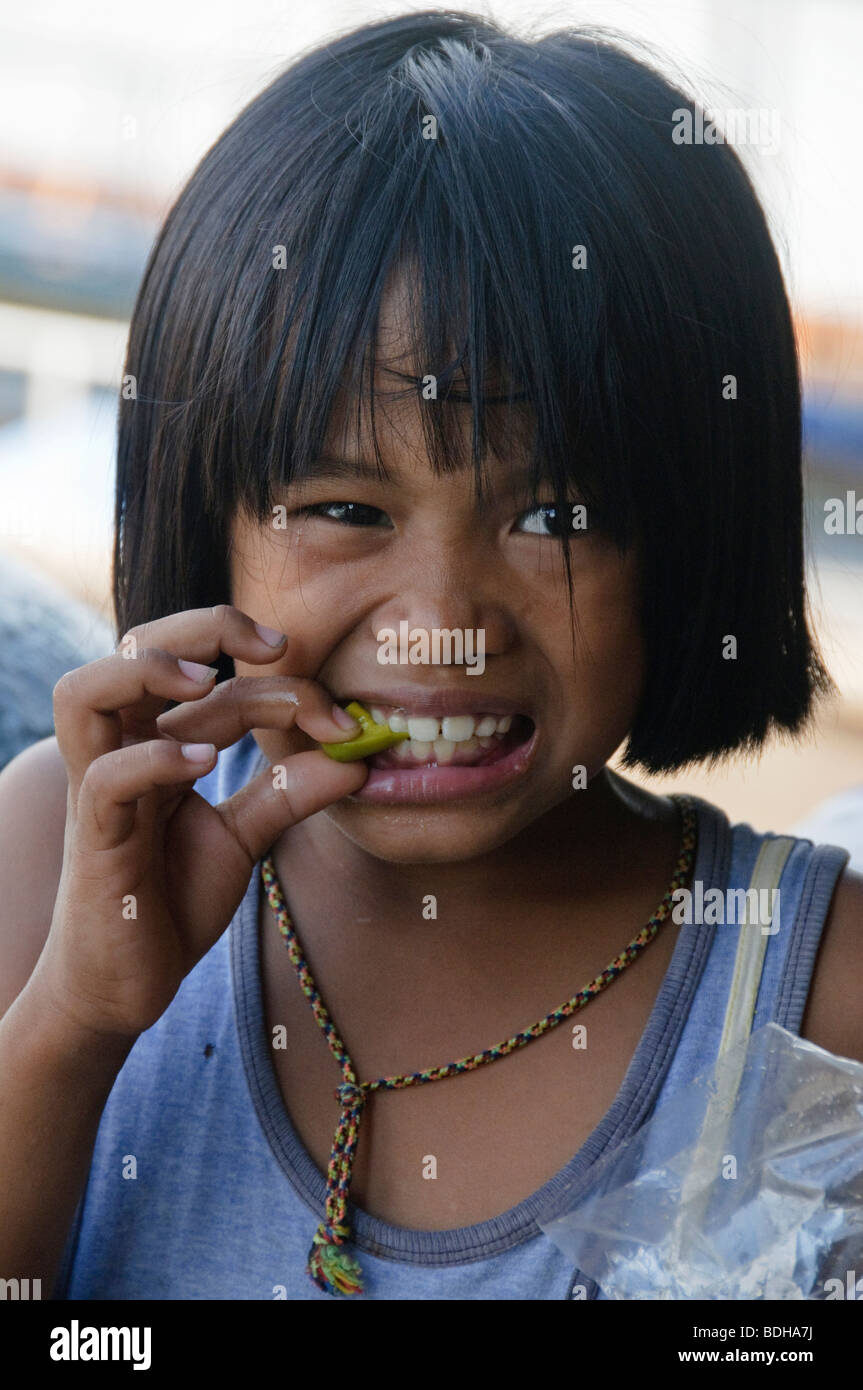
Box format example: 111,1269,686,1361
260,793,697,1297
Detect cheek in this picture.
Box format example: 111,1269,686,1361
229,524,346,679
557,555,645,722
228,532,340,761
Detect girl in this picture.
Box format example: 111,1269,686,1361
1,10,861,1302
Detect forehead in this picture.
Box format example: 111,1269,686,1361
320,263,536,477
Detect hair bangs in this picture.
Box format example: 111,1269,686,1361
204,38,636,563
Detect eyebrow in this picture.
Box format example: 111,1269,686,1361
296,456,395,483
284,457,580,507
380,367,532,405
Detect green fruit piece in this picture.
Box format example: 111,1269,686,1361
320,701,410,761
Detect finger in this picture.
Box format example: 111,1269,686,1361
75,738,218,854
118,604,290,669
213,750,368,867
53,648,218,797
55,602,292,795
155,675,362,750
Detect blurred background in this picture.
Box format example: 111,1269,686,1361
0,0,861,849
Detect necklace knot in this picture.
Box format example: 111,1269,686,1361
335,1080,366,1111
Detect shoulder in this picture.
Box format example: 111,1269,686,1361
799,866,863,1063
0,732,68,838
0,735,68,1018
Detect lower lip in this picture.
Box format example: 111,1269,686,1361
347,726,540,804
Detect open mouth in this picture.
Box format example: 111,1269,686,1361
322,696,541,803
361,705,536,769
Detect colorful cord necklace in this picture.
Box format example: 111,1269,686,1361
260,793,697,1297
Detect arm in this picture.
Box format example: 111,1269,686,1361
0,609,365,1297
0,974,133,1295
799,868,863,1063
0,737,131,1295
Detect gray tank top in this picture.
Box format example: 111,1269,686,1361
53,733,849,1299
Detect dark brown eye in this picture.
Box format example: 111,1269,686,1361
302,502,390,526
516,505,578,537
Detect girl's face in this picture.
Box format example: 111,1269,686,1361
230,294,645,865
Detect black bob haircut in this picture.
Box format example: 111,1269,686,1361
113,8,831,773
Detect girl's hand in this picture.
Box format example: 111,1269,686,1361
34,604,367,1043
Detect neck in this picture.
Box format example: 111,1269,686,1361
266,768,679,959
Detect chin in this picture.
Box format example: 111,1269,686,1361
323,794,550,864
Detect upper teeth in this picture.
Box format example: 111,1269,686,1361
368,708,514,742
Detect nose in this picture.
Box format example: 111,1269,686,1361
372,563,516,665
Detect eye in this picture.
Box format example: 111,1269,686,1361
515,504,582,538
298,502,391,527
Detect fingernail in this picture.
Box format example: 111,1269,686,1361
331,703,362,731
178,659,218,683
181,743,216,762
254,622,287,647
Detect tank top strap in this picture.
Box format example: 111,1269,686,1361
732,819,849,1037
658,796,849,1100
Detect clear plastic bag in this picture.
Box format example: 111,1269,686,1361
538,1023,863,1299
